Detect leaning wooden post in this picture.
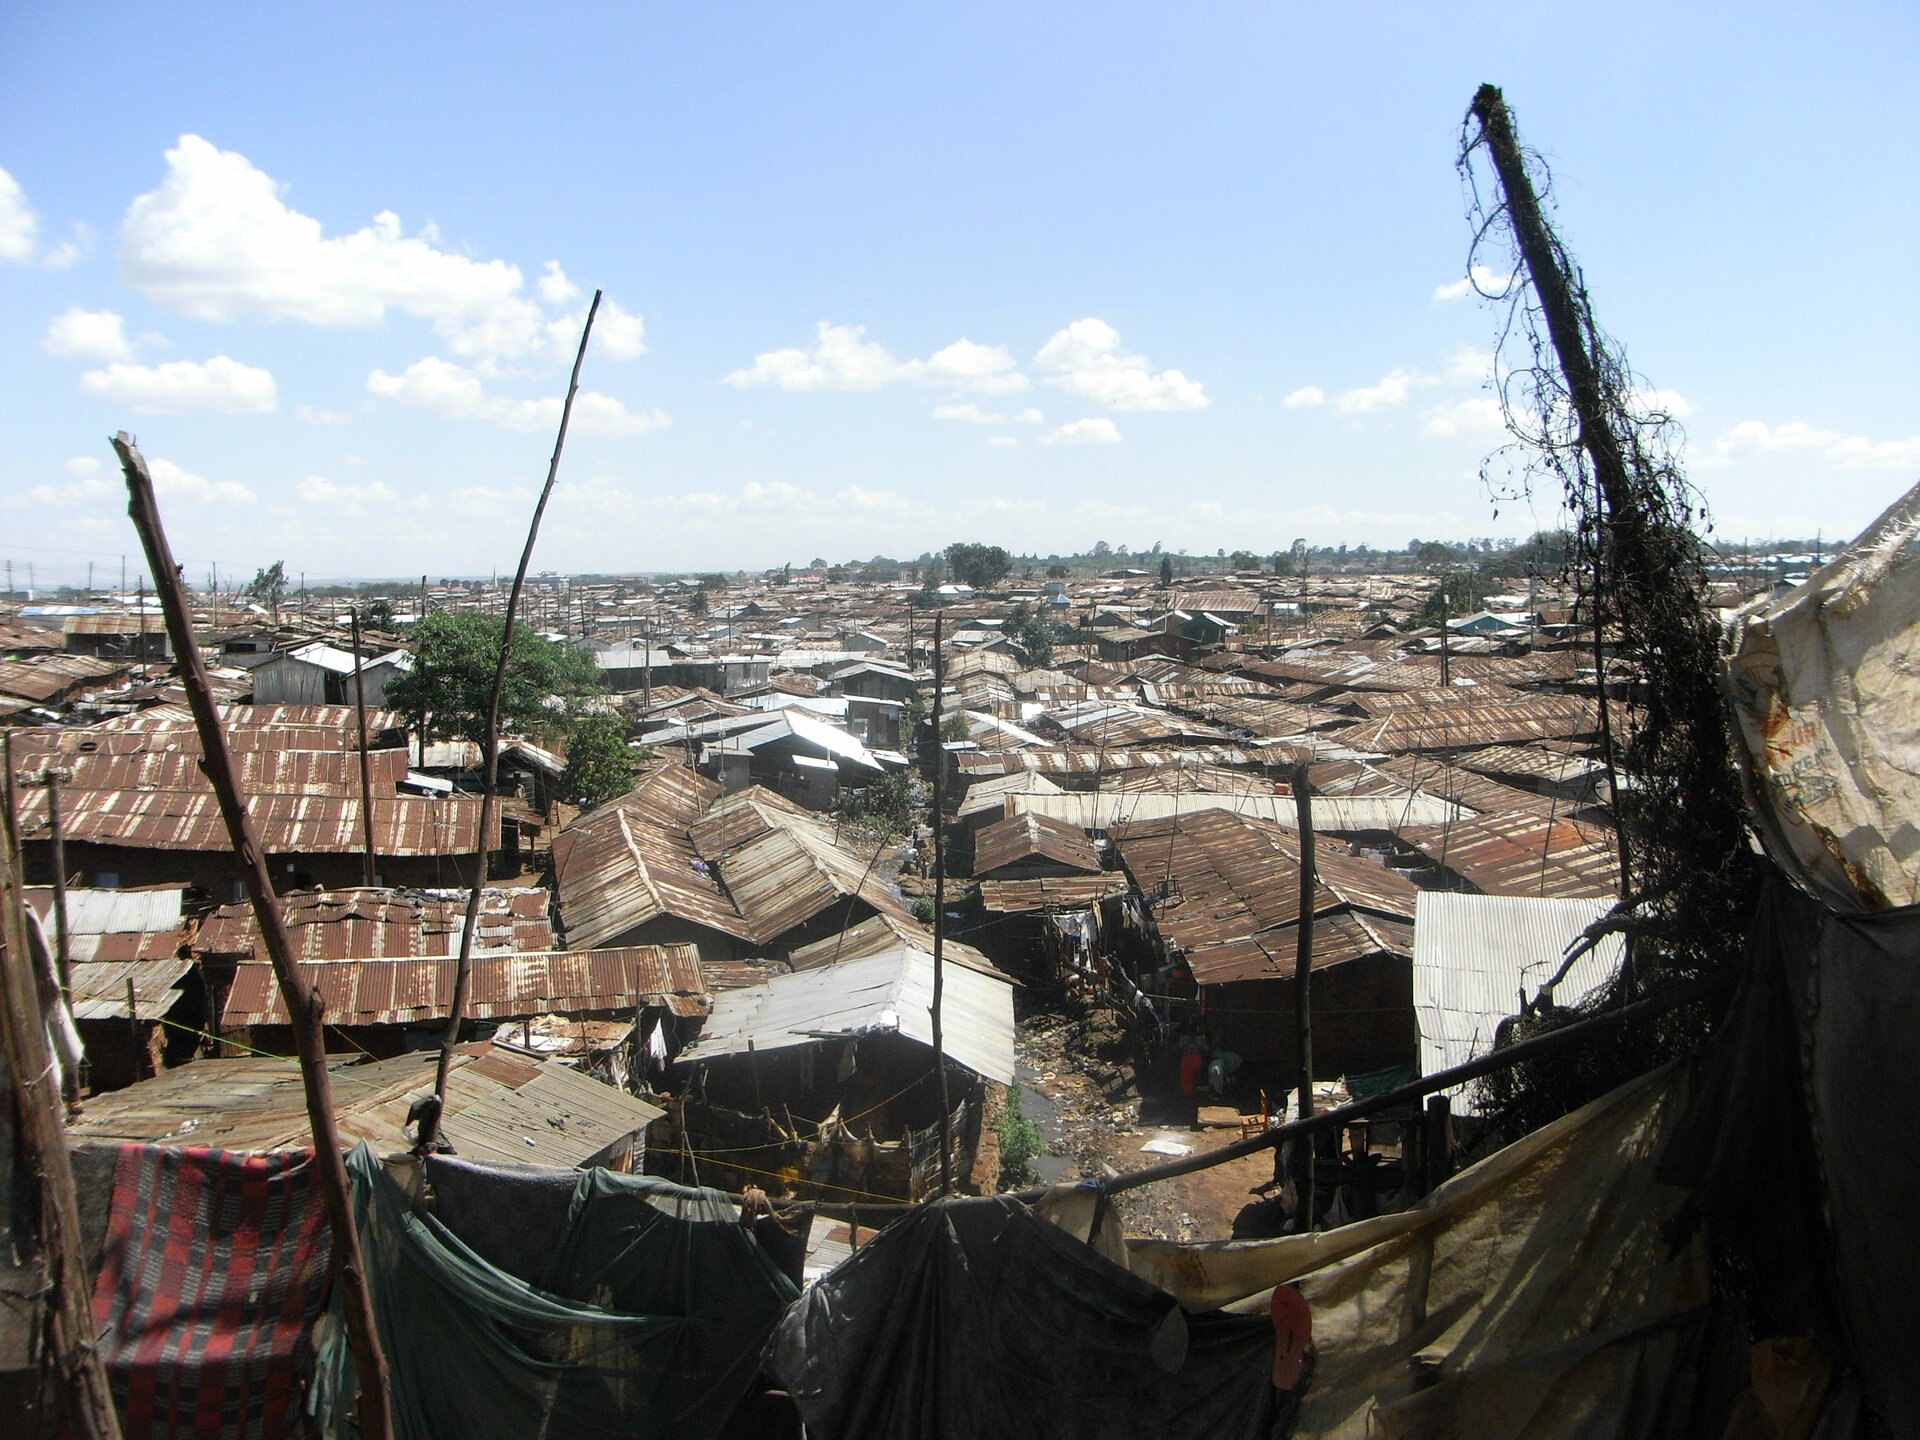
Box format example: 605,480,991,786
428,292,600,1124
0,741,120,1438
1290,762,1317,1226
349,607,378,888
111,433,392,1440
929,610,953,1195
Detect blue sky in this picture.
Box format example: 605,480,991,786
3,4,1916,585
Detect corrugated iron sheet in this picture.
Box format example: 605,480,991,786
65,1044,663,1166
975,875,1130,914
195,887,553,961
971,811,1104,877
1398,811,1621,899
1012,790,1462,832
1411,892,1622,1113
12,788,495,856
680,948,1015,1085
1186,913,1415,985
551,764,746,948
220,943,707,1026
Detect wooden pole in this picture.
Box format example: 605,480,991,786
1289,761,1316,1225
112,432,392,1440
349,607,379,888
930,611,953,1195
0,755,121,1439
428,292,601,1126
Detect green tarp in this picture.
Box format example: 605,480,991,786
316,1145,798,1439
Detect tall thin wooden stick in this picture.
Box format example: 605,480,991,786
0,740,120,1439
112,433,392,1440
1289,762,1317,1227
429,292,601,1119
929,611,953,1195
349,606,378,888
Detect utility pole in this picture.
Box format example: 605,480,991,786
930,611,953,1195
640,614,652,715
1439,574,1451,688
350,607,379,888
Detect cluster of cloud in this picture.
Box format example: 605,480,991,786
1283,346,1512,438
0,165,92,268
1709,419,1920,472
31,138,661,430
30,454,254,508
365,357,667,434
725,315,1206,447
119,137,645,366
1432,265,1516,302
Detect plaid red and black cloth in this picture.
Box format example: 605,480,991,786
91,1145,333,1439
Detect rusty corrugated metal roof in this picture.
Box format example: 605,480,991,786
975,875,1130,914
550,763,747,948
65,1044,664,1166
971,811,1104,877
13,788,496,857
220,943,708,1026
1187,912,1414,985
195,887,553,961
1398,810,1620,899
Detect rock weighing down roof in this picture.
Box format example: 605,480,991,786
679,948,1016,1086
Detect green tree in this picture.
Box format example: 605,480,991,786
1272,551,1295,577
362,598,395,630
1006,600,1055,665
385,611,603,746
945,542,1012,590
246,561,287,619
1046,564,1070,580
689,588,709,617
1228,550,1258,571
1159,554,1174,588
941,711,970,743
1417,569,1493,626
560,712,638,810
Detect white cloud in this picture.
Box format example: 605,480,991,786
366,356,668,434
1445,346,1495,384
1421,396,1505,439
724,323,1023,395
1714,419,1920,472
923,338,1028,394
295,474,396,517
1040,417,1122,446
0,166,36,262
537,261,581,306
29,456,117,507
42,221,95,270
117,135,645,365
583,299,645,361
295,404,350,425
1282,385,1325,410
1635,387,1693,419
1335,367,1433,413
149,456,256,505
726,322,905,390
80,355,277,413
932,401,1043,425
1033,318,1208,411
1433,265,1515,301
44,307,135,361
986,435,1020,449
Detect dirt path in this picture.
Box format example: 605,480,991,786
1013,1005,1279,1241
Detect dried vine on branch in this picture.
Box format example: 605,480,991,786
1457,85,1760,1138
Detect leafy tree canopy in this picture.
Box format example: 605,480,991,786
1159,555,1174,587
1417,568,1495,627
560,712,639,811
385,611,603,746
944,542,1012,590
246,561,287,615
1006,600,1055,666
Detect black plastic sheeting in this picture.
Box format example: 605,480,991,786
317,1145,798,1440
770,1195,1278,1440
1662,879,1920,1436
